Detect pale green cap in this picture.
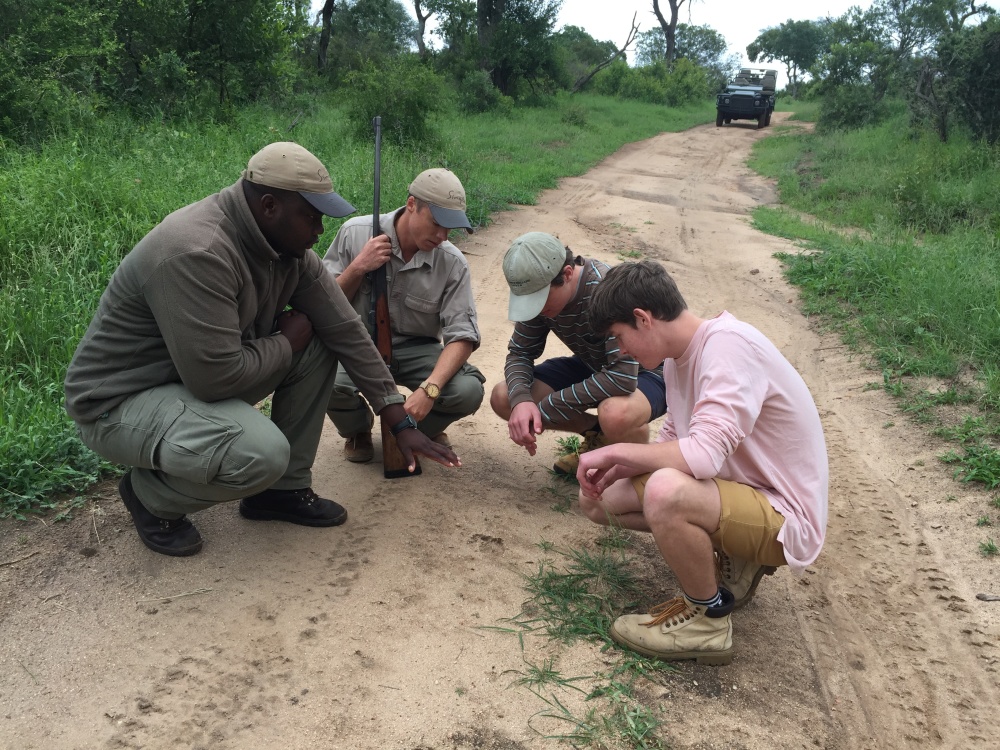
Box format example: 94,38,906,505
502,232,566,321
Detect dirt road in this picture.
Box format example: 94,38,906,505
2,114,998,750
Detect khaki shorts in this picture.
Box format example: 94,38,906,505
629,474,786,568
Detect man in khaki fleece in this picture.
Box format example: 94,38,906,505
64,142,458,558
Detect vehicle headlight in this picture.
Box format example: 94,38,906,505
724,97,730,104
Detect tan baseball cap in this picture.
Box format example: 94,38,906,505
243,141,356,218
408,168,473,232
502,232,567,321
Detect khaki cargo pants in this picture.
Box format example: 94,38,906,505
76,337,345,518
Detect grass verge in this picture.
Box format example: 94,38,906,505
749,106,1000,550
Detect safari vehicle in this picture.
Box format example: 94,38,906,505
716,68,777,129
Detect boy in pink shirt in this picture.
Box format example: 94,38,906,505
577,261,828,665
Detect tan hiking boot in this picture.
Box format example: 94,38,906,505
610,590,735,665
716,550,776,610
343,431,374,463
552,429,607,476
432,432,452,449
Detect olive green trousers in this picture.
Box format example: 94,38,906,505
76,337,343,518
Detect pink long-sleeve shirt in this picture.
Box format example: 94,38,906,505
659,312,828,570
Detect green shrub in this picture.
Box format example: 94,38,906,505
818,83,892,131
456,70,513,115
661,59,711,107
560,103,588,127
591,59,631,97
940,17,1000,145
592,59,709,107
342,56,449,144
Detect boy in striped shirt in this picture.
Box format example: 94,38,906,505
490,232,667,474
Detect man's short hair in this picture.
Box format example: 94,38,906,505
590,261,687,332
550,248,584,288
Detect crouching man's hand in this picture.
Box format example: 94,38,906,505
394,426,460,470
508,401,544,456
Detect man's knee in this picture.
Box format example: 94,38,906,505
597,395,644,435
219,420,289,492
328,383,367,413
442,373,485,417
490,382,512,419
641,468,690,521
578,490,610,525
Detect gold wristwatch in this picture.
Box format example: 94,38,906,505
419,381,441,399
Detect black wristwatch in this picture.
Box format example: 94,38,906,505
389,414,418,436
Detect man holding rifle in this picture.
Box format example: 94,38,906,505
64,142,458,558
323,168,485,463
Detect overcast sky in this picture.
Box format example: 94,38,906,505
311,1,998,89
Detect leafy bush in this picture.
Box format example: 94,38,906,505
617,71,668,105
818,83,892,131
456,70,513,115
592,59,709,107
342,57,449,144
940,17,1000,145
0,0,115,141
661,58,711,107
591,60,631,97
560,103,588,127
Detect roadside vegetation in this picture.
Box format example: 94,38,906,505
745,8,1000,554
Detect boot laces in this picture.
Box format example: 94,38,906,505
644,597,697,628
582,430,604,453
716,550,734,580
293,487,319,506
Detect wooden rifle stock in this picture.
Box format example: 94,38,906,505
369,116,420,479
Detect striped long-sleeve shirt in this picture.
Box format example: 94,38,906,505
504,258,653,426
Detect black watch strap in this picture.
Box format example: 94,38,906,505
389,414,418,436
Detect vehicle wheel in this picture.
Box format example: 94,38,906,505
724,118,731,124
764,111,772,126
756,115,765,130
716,111,724,127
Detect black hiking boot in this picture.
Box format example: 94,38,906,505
239,487,347,527
119,471,203,557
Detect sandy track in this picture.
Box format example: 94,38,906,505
2,114,998,749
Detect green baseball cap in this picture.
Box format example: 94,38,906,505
243,141,356,218
502,232,566,321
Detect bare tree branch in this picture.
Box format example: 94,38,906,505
572,13,640,93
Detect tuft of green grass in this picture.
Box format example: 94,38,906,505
555,434,582,457
976,515,992,527
979,538,999,557
940,445,1000,489
494,531,675,749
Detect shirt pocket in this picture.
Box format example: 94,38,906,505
401,294,440,336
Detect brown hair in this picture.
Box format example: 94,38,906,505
589,261,687,332
550,247,585,287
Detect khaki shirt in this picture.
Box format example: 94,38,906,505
323,208,480,350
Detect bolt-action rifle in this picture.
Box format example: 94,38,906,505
369,115,421,479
